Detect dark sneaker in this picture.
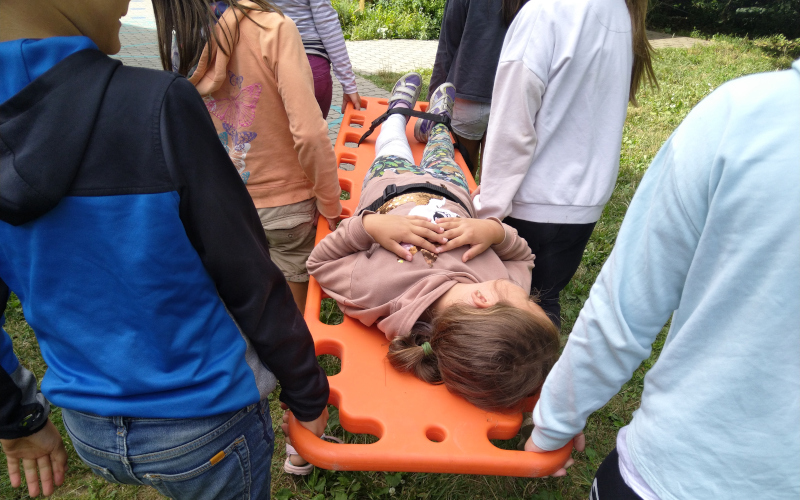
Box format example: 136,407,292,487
388,72,422,121
414,82,455,143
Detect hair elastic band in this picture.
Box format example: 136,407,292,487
421,341,434,357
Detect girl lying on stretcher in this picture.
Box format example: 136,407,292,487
307,74,560,414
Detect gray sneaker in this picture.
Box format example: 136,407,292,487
414,82,456,143
388,72,422,121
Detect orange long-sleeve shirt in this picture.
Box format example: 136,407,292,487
190,4,342,218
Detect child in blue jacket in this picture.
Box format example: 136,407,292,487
0,0,328,498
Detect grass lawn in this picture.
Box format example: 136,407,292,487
2,36,796,499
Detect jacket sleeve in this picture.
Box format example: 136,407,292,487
0,277,50,439
474,59,545,219
430,0,467,94
531,125,709,450
306,214,374,300
159,76,328,422
488,217,535,291
262,17,342,219
309,0,358,94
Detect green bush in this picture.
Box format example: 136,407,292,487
333,0,445,40
648,0,799,39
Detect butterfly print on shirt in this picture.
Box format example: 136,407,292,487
205,71,262,128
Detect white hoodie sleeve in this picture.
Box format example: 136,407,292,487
474,60,545,220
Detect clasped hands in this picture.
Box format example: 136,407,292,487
362,214,506,262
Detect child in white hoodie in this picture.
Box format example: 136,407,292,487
475,0,655,328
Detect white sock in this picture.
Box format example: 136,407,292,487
374,114,414,164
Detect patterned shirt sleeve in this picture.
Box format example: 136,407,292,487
308,0,358,94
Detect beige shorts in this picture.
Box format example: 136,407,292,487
257,198,317,283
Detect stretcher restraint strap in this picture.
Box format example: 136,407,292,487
359,182,472,215
357,107,476,174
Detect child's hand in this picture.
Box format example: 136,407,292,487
524,432,585,477
343,92,362,112
1,420,68,498
363,214,446,260
435,218,505,262
280,403,329,446
325,216,339,231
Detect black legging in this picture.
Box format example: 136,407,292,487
503,218,596,329
590,448,645,500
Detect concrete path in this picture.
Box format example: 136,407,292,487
343,32,709,75
344,39,439,75
646,30,710,49
118,1,707,141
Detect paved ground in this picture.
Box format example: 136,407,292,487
119,1,707,141
344,39,439,75
646,30,710,49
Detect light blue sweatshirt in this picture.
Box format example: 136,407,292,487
532,60,800,499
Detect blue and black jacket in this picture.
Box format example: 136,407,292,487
0,37,328,439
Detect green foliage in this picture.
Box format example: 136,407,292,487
648,0,800,38
333,0,445,40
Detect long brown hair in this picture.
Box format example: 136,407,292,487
626,0,657,104
387,302,560,413
500,0,529,26
152,0,281,76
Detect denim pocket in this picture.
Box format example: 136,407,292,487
144,436,251,500
74,452,122,485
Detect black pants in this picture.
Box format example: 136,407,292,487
590,448,644,500
504,218,596,329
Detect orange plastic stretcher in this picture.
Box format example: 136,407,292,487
286,97,573,477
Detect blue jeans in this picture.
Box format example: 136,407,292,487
62,399,274,499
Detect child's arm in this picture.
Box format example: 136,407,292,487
0,279,50,441
159,77,328,423
261,17,342,220
308,0,360,109
307,214,444,297
0,277,68,498
430,0,467,95
308,214,443,274
473,3,552,220
306,215,376,306
435,217,533,288
435,217,531,261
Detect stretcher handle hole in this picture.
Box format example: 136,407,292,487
344,133,362,148
320,298,344,326
339,179,353,201
317,354,341,376
349,116,365,128
376,98,389,105
425,426,447,443
338,152,357,171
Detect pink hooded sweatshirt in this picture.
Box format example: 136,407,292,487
307,169,534,339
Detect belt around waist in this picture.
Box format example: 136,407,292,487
360,182,471,215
